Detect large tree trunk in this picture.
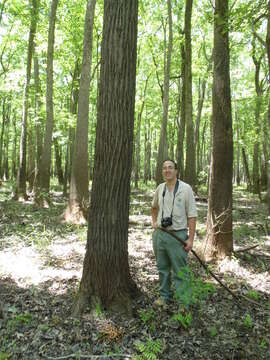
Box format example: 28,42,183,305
73,0,139,317
204,0,233,259
35,0,58,201
266,0,270,213
184,0,196,188
14,0,39,200
63,0,96,224
155,0,172,185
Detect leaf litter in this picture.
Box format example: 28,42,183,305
0,185,270,359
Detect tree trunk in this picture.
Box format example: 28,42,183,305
242,147,251,191
195,77,206,177
0,98,6,179
73,0,139,317
64,0,96,223
265,0,270,213
3,100,11,180
155,0,172,185
251,36,263,197
54,139,64,185
27,123,35,192
12,111,17,179
235,107,241,186
14,0,39,200
33,54,43,164
134,75,149,189
35,0,58,201
204,0,233,259
177,44,186,179
184,0,196,188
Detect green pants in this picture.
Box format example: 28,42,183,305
152,229,191,306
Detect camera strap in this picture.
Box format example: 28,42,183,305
161,179,179,221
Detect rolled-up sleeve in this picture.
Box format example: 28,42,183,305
186,186,197,218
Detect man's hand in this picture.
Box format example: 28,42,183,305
184,238,193,252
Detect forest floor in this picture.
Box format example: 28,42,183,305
0,181,270,360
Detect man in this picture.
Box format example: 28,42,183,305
151,159,197,308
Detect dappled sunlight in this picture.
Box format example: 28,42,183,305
0,237,85,289
218,257,270,294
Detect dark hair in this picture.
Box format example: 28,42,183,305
162,159,178,170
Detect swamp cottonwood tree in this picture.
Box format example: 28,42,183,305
14,0,39,200
34,0,58,201
204,0,233,259
156,0,172,185
63,0,96,224
73,0,139,316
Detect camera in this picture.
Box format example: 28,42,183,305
161,216,173,228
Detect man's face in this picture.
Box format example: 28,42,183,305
162,161,177,182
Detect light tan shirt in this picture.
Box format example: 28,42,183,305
152,180,197,230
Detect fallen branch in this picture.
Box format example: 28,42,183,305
233,244,259,253
159,228,270,312
45,353,132,360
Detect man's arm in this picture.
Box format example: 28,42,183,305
151,206,159,228
185,217,196,252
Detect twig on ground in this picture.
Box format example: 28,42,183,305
233,244,259,253
45,353,132,360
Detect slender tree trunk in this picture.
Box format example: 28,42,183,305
195,77,206,177
35,0,58,200
204,0,233,259
0,98,6,179
12,111,17,179
3,100,10,180
235,106,241,186
33,55,43,164
54,139,64,185
64,0,96,223
184,0,196,188
156,0,172,185
242,147,251,191
177,45,186,179
134,75,149,189
27,123,35,192
14,0,39,199
73,0,139,316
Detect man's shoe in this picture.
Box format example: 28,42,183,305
153,297,169,309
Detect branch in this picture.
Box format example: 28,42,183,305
45,353,132,360
251,21,266,47
233,244,259,253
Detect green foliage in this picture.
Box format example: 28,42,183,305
134,338,163,360
138,309,156,333
138,309,155,325
190,273,215,305
7,312,32,331
267,318,270,329
246,290,260,301
0,352,10,360
243,313,253,329
209,326,218,338
171,311,192,329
